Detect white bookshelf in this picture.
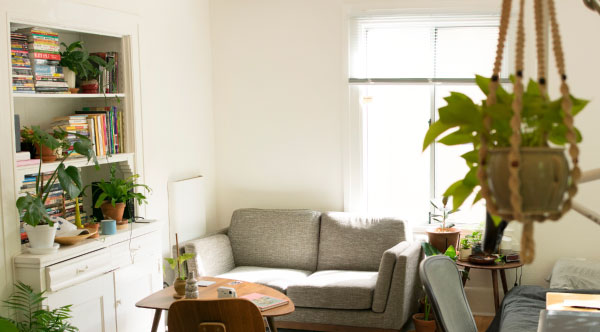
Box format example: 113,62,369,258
12,93,125,99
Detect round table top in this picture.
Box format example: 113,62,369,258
135,276,295,317
456,259,524,270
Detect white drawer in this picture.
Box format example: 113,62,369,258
46,249,112,292
111,231,161,269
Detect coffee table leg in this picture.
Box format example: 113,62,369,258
151,309,162,332
266,316,278,332
500,269,509,294
462,267,471,287
491,270,500,312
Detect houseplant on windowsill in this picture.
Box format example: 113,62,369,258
16,126,97,249
93,165,150,226
427,196,460,253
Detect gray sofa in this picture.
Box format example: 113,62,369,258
181,208,422,331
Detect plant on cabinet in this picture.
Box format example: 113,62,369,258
427,196,460,253
16,126,97,249
93,165,150,227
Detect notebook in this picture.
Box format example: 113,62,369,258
240,293,288,311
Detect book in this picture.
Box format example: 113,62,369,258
16,159,40,167
15,151,31,161
239,293,289,311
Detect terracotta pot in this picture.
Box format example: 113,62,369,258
34,143,57,162
81,79,99,94
173,278,186,299
427,227,460,253
412,313,437,332
418,298,436,321
84,222,100,239
100,202,126,222
487,147,569,217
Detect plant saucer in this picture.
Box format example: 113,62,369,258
26,243,60,255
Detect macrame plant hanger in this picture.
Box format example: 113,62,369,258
477,0,581,264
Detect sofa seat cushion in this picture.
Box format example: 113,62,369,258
216,266,312,293
286,270,378,310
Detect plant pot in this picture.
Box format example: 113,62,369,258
80,79,99,94
24,223,58,249
487,147,569,216
418,298,436,321
84,223,100,238
34,143,57,162
100,202,126,222
427,227,460,253
173,278,186,299
412,313,437,332
459,248,472,261
63,67,76,89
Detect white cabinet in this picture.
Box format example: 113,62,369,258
47,273,117,332
14,222,162,332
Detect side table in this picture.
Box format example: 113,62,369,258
456,260,524,312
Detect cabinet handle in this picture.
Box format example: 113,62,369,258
76,265,89,273
115,300,122,307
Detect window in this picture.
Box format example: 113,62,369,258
347,15,509,225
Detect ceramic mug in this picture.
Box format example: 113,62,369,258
101,219,117,235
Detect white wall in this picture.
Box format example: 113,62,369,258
211,0,345,226
0,0,216,303
211,0,600,315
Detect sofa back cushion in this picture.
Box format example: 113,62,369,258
317,212,407,271
228,208,321,271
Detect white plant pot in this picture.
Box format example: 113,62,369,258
459,248,472,261
24,223,58,249
63,67,76,89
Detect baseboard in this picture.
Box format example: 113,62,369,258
276,321,400,332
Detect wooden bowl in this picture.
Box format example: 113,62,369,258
55,230,97,245
469,254,497,265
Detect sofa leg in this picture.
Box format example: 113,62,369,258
275,321,400,332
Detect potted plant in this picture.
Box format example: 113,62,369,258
93,165,150,226
165,253,195,299
21,127,70,163
459,237,472,261
0,282,78,331
412,295,436,332
84,216,100,239
423,76,588,216
428,196,460,253
59,41,116,94
16,126,97,249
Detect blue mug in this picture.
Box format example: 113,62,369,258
101,219,117,235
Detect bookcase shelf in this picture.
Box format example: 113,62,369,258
15,152,134,177
12,93,125,99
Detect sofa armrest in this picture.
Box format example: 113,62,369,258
181,231,235,277
373,241,411,312
377,241,423,327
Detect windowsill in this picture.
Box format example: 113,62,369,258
411,223,483,236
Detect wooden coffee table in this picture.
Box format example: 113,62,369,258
456,260,523,312
136,276,294,332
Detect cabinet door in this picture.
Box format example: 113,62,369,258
114,257,162,332
46,272,116,332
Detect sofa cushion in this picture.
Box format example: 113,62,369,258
286,270,378,310
216,266,312,293
317,212,407,271
228,209,321,271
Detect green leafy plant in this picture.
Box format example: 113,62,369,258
93,165,150,209
165,253,195,281
460,237,471,250
16,126,97,226
59,41,95,81
0,282,78,332
430,196,457,231
423,75,588,212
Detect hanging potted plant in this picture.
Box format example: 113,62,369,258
427,196,460,253
16,126,97,249
93,165,150,226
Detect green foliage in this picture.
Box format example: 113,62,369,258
59,41,116,82
93,165,151,209
430,196,458,231
165,253,195,280
0,282,78,332
460,230,482,249
421,242,457,261
422,75,588,212
460,237,471,249
16,127,98,227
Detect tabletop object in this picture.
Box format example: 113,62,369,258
537,310,600,332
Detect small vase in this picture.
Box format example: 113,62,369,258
80,79,99,94
24,223,58,249
100,202,126,222
173,278,186,299
459,248,472,261
185,272,199,299
84,222,100,238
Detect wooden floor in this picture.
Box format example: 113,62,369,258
406,315,494,332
